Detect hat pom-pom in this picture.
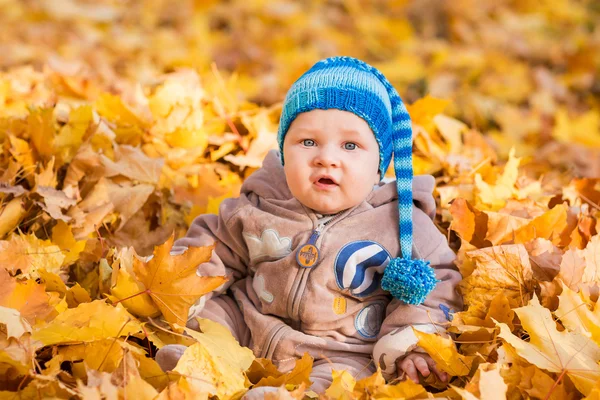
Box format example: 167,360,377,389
381,258,438,305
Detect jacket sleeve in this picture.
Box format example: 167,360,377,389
373,206,463,379
169,197,251,317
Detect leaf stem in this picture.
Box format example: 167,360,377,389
544,369,567,400
112,289,150,305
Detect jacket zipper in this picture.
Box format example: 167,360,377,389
287,209,350,322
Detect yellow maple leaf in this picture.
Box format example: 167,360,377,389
374,378,428,400
184,318,255,372
496,294,600,396
553,108,600,148
109,266,161,318
414,329,474,376
0,232,65,278
0,268,55,324
512,203,569,245
94,93,148,145
249,353,312,388
51,221,86,266
555,283,600,346
54,105,94,164
132,235,226,326
173,342,246,399
475,148,520,210
32,300,141,346
324,369,355,400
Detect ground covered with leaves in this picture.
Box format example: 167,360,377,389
0,0,600,399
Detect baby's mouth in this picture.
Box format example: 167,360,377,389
318,178,336,185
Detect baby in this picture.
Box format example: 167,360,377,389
156,56,462,396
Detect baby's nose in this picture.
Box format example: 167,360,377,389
314,147,340,167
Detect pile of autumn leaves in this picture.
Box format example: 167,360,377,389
0,68,599,399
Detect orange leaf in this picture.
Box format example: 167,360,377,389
132,234,226,326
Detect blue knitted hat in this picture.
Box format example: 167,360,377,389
277,56,438,305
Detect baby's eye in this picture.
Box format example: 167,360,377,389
344,142,357,150
302,139,315,147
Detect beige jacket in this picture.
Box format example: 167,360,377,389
173,150,462,377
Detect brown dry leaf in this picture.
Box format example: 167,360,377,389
101,145,164,184
35,186,76,222
62,143,105,199
496,294,600,395
132,235,226,326
449,198,491,248
459,244,535,314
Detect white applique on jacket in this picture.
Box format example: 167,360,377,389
243,229,292,261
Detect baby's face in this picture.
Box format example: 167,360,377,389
283,109,380,215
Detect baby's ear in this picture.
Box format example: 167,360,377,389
373,171,381,185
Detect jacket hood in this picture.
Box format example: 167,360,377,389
241,150,437,220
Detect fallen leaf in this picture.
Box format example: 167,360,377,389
32,300,141,346
496,294,600,395
414,329,474,376
459,244,535,314
555,283,600,346
132,235,226,326
0,268,55,323
101,145,164,184
0,306,31,339
108,266,160,318
0,232,65,278
250,353,312,388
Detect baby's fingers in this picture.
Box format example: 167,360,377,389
399,359,419,383
413,356,431,377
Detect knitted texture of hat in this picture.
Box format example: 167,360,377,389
277,56,439,305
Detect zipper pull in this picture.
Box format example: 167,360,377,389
296,225,322,268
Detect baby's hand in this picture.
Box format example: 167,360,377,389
397,352,448,384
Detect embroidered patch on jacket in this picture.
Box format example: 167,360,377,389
354,302,385,339
252,275,274,303
334,240,391,297
333,296,347,315
243,229,292,261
